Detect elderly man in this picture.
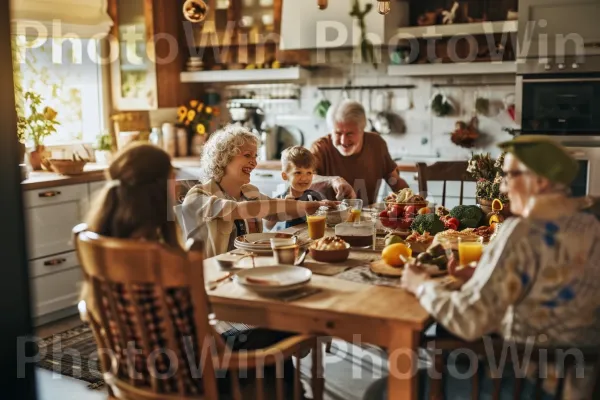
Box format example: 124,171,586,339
309,99,408,203
364,135,600,399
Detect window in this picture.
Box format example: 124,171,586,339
13,35,106,145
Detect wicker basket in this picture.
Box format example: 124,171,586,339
48,159,87,175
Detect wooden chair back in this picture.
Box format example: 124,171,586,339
74,224,320,400
416,161,475,207
425,338,600,400
74,224,218,399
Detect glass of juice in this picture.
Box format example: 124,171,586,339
343,199,363,223
457,237,484,266
307,211,327,240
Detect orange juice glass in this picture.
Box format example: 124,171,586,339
458,237,484,266
307,212,326,240
343,199,363,222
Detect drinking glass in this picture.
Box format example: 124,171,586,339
457,237,484,266
306,210,326,240
342,199,363,223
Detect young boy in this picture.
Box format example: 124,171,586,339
271,146,323,230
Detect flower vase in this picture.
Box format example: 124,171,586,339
28,145,46,171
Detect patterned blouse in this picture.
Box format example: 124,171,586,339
419,210,600,345
417,195,600,397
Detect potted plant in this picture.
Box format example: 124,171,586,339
467,152,511,217
93,133,113,165
19,91,59,170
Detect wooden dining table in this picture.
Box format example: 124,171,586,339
203,224,434,400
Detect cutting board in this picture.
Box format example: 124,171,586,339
369,260,404,277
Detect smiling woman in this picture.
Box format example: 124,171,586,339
178,124,336,259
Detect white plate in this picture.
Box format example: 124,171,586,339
234,256,277,268
233,266,312,295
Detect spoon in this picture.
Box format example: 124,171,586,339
294,247,309,266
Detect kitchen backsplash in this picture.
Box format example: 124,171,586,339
255,49,519,162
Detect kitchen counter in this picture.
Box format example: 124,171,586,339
21,157,418,190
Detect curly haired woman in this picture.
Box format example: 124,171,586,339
179,124,335,258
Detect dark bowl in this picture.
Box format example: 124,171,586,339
308,243,350,263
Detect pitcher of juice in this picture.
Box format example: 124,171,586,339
458,237,484,266
307,211,326,240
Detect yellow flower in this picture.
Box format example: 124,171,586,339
196,124,206,135
190,100,199,108
187,110,196,121
196,103,204,112
43,106,57,120
177,106,187,118
205,107,213,114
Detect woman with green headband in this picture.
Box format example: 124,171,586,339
365,136,600,399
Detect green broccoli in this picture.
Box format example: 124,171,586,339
410,213,445,235
449,205,485,229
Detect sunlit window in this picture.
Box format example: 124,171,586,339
13,35,105,145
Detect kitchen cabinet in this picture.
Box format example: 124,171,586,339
187,0,310,71
24,184,89,259
279,0,402,50
518,0,600,58
108,0,188,110
24,183,90,325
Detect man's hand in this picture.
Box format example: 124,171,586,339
331,177,356,200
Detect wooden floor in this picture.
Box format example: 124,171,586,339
35,315,109,399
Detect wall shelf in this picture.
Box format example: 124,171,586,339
387,61,516,77
180,67,309,83
394,20,518,39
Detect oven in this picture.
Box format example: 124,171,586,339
516,55,600,136
515,55,600,196
559,141,600,197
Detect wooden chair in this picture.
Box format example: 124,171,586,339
422,336,600,400
416,161,476,207
73,224,324,400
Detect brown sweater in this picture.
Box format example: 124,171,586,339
310,132,397,204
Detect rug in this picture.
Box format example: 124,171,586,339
36,324,105,390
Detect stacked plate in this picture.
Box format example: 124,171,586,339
233,266,312,295
234,233,304,254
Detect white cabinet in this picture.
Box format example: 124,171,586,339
89,180,106,205
518,0,600,58
24,184,88,259
279,0,404,50
30,268,83,318
24,182,91,323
